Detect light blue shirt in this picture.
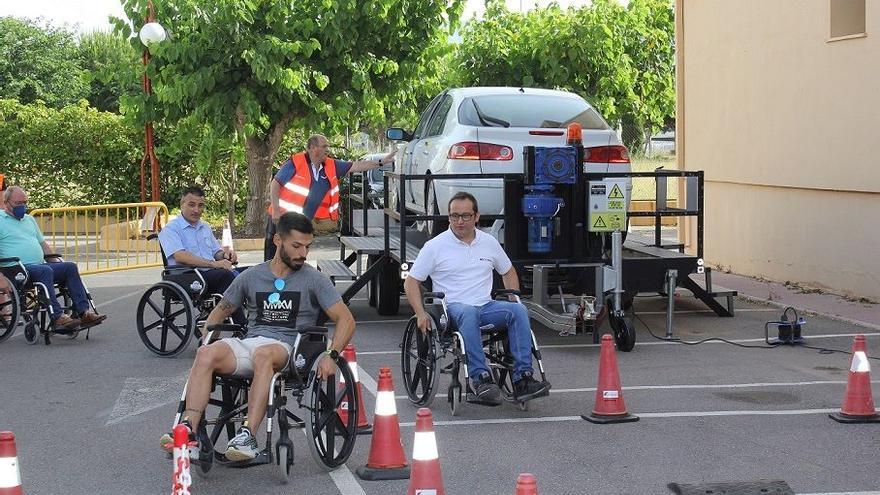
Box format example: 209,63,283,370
0,211,46,265
158,215,222,267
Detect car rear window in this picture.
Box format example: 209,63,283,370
458,94,609,129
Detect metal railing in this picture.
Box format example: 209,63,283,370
29,202,169,274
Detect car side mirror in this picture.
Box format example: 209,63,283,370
386,128,413,141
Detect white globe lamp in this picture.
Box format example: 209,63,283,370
139,22,166,46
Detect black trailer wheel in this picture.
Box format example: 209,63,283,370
367,255,379,307
610,315,636,352
401,316,439,406
136,281,195,357
304,355,358,470
376,259,400,316
0,282,20,342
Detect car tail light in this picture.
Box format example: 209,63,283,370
448,142,514,161
584,145,630,164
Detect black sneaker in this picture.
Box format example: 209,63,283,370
513,371,551,402
225,426,259,461
469,372,502,406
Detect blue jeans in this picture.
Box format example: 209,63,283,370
25,262,89,319
446,300,534,382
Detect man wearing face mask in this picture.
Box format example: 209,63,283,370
0,186,107,331
159,212,356,461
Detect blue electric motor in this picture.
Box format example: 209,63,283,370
522,185,564,253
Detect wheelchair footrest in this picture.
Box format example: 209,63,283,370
216,449,272,468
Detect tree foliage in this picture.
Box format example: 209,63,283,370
0,17,89,108
451,0,675,151
77,31,141,113
116,0,464,235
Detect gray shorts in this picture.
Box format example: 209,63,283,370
219,336,292,376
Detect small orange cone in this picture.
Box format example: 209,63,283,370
0,431,23,495
356,367,410,480
515,473,538,494
338,344,372,434
171,424,192,495
582,334,639,424
407,407,445,495
829,335,880,423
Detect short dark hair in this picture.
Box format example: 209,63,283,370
181,185,205,198
277,212,314,237
448,191,478,213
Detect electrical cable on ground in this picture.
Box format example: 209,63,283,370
631,306,880,361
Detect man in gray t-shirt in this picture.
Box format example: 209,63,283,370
159,212,356,462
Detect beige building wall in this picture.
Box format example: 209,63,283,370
677,0,880,300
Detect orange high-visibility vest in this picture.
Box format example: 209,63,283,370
269,152,339,220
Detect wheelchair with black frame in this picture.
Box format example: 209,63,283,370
0,256,100,345
400,288,548,415
165,323,360,482
136,234,234,356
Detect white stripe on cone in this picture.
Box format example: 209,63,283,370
851,351,871,373
340,361,359,383
412,431,439,461
0,456,21,488
375,390,397,416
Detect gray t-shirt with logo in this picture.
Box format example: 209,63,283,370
222,262,341,347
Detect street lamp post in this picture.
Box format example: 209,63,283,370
138,0,166,203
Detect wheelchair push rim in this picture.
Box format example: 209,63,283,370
0,282,20,343
136,281,196,357
400,316,440,407
304,354,359,470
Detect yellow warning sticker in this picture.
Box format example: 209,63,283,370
589,213,624,232
608,184,624,199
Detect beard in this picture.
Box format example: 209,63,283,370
279,247,306,272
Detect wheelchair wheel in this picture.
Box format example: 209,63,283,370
136,281,196,357
275,443,293,483
610,314,636,352
0,283,20,343
193,424,214,478
23,290,42,345
400,316,439,406
23,321,39,345
304,355,358,470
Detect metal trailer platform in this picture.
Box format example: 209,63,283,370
327,165,737,349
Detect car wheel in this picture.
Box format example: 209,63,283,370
425,181,448,238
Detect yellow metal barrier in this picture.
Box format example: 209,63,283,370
29,202,169,275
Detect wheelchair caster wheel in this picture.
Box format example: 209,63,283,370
275,443,293,483
448,384,462,417
517,400,529,412
24,321,39,345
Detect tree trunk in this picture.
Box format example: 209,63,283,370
242,137,275,237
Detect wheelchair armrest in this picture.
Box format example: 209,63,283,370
146,233,159,241
163,266,198,275
206,323,245,334
44,254,64,262
0,257,21,264
299,325,328,335
492,289,521,302
422,291,445,305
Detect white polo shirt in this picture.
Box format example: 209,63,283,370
408,229,513,306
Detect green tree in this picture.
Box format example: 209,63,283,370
450,0,675,151
0,17,89,108
116,0,463,235
78,31,141,113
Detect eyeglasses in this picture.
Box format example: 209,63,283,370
268,278,285,304
448,213,475,222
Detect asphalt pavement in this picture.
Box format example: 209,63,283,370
1,239,878,495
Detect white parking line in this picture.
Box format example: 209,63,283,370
356,332,880,355
398,408,841,427
394,379,859,400
95,289,143,308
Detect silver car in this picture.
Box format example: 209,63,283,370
386,87,632,237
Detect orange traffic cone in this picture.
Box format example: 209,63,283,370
515,473,538,494
338,344,372,434
356,367,410,480
171,424,193,495
582,334,639,424
407,407,445,495
0,431,23,495
829,334,880,423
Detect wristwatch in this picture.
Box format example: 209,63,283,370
325,349,339,359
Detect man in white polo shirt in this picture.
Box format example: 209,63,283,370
404,191,551,406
